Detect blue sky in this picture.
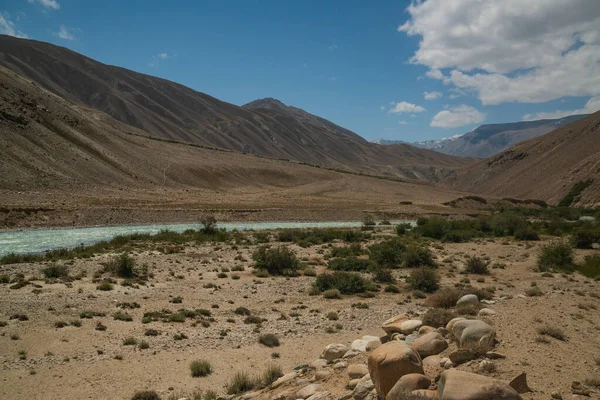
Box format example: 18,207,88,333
1,0,599,142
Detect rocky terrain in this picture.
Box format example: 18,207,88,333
1,223,598,400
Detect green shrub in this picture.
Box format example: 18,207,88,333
537,242,574,272
557,179,593,207
406,267,439,293
422,308,456,327
328,257,374,272
123,337,138,346
426,286,493,308
395,223,412,235
322,289,342,299
369,239,406,268
514,229,540,241
42,264,70,279
372,268,395,283
190,359,212,377
252,246,299,276
200,215,218,234
113,311,133,321
277,229,363,245
578,254,600,279
103,253,136,278
465,257,490,274
258,334,280,347
96,281,114,291
330,244,364,258
131,390,161,400
244,315,262,324
384,284,400,293
234,307,251,316
403,245,436,268
313,271,370,294
226,372,255,395
571,226,600,249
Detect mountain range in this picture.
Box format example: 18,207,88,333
373,115,588,158
0,35,473,183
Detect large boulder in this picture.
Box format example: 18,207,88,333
446,318,495,353
381,314,409,335
352,336,382,352
367,340,424,398
386,374,431,399
399,320,423,334
438,370,522,400
320,344,349,361
411,332,448,357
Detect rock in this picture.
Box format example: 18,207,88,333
390,333,406,341
362,335,381,342
366,339,382,352
352,340,369,352
456,294,478,306
334,361,349,370
381,314,409,335
571,382,590,397
404,333,420,346
443,359,453,369
485,352,506,360
311,359,328,369
348,364,369,379
481,299,496,305
367,340,424,398
344,350,361,359
386,374,431,399
448,348,477,364
242,392,259,400
348,379,361,390
306,392,330,400
411,389,439,399
315,370,332,381
509,373,531,394
478,308,496,317
411,332,448,357
271,389,296,400
353,376,374,400
438,370,522,400
439,357,449,367
321,344,349,361
446,319,496,353
297,384,321,399
399,320,423,334
418,326,436,335
551,391,563,399
353,337,382,352
271,371,299,389
516,294,527,299
297,378,310,386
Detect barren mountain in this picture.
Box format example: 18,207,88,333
0,35,473,182
445,112,600,207
373,115,588,158
0,66,470,228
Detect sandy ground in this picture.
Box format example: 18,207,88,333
1,228,599,400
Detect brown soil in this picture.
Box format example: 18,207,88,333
1,229,598,400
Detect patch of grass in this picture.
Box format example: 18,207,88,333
226,372,255,395
330,244,364,258
190,359,212,377
325,312,339,320
537,242,574,272
42,264,70,279
578,254,600,279
244,315,262,324
138,340,150,350
258,334,280,347
465,257,490,274
525,286,544,297
252,246,300,276
113,311,133,322
123,337,138,346
278,228,364,246
537,325,567,341
234,307,251,316
262,364,283,386
406,267,439,293
54,321,68,328
313,271,371,294
80,311,105,319
384,284,400,293
96,280,114,291
131,390,161,400
322,289,342,299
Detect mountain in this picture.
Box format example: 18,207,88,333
445,112,600,207
0,65,466,227
373,115,588,158
0,35,474,182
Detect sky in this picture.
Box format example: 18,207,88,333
1,0,599,142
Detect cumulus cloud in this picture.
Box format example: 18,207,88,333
424,91,442,100
28,0,60,10
399,0,600,105
388,101,426,114
430,105,486,128
523,96,600,120
55,25,75,40
398,120,408,125
0,15,28,38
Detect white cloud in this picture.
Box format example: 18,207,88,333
430,105,486,128
523,96,600,120
398,120,408,125
424,91,442,100
149,52,173,67
158,53,169,60
389,101,426,114
28,0,60,10
0,15,28,38
55,25,75,40
380,106,385,111
399,0,600,105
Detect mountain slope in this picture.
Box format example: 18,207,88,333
444,112,600,206
0,35,473,182
373,115,588,158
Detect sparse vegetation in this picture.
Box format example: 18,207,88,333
262,364,283,386
258,333,280,347
406,267,439,293
190,359,212,377
313,271,370,294
42,264,70,279
537,325,567,341
465,257,490,274
226,371,255,395
131,390,161,400
578,254,600,278
537,242,574,272
252,246,300,276
422,308,456,327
